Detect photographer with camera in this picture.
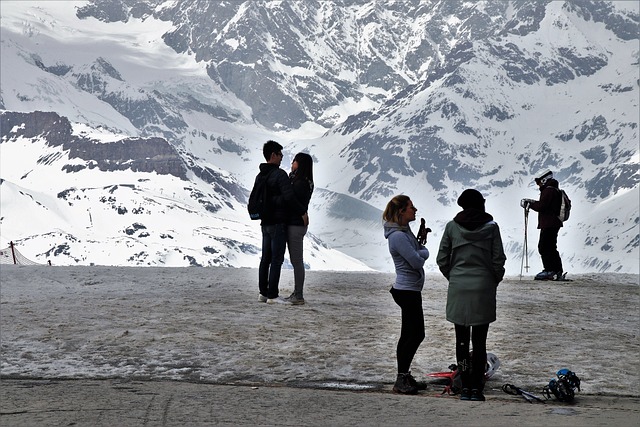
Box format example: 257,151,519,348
520,170,564,281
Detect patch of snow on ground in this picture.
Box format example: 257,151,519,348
1,266,638,397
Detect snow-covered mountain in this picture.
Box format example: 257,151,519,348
0,109,371,270
1,0,638,274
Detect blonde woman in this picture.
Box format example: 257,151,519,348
383,195,430,394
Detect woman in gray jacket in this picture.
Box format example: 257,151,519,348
383,195,430,395
436,189,506,402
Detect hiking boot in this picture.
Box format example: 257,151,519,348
460,388,471,400
406,372,428,391
266,296,291,305
392,373,418,395
470,389,486,401
258,294,268,303
534,271,556,280
285,293,305,305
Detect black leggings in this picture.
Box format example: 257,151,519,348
390,288,425,373
455,323,489,390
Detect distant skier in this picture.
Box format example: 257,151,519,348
520,171,564,280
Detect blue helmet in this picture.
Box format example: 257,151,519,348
543,369,581,402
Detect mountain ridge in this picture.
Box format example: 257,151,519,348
1,0,638,274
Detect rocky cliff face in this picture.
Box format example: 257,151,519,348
1,110,247,207
2,111,187,178
70,1,638,133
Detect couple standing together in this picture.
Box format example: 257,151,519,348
384,190,507,401
253,140,314,305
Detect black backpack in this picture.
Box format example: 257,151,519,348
248,169,275,220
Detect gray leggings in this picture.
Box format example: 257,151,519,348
287,225,308,297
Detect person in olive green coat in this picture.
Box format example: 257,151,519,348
436,189,506,402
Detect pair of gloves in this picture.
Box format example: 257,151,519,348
520,198,536,209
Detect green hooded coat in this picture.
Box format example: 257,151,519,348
436,210,506,326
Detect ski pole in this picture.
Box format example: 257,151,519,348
502,383,545,404
519,206,530,280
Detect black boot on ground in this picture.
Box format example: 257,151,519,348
406,372,428,390
457,360,471,400
470,389,486,401
469,354,486,401
392,373,418,395
459,388,471,400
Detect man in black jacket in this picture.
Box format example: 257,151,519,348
253,140,305,303
521,170,564,280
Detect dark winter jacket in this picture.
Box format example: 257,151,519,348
384,222,430,292
436,209,506,326
287,171,314,226
529,178,563,229
254,163,305,226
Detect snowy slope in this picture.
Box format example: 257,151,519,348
0,113,369,270
1,0,638,274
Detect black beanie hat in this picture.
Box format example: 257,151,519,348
457,189,485,211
